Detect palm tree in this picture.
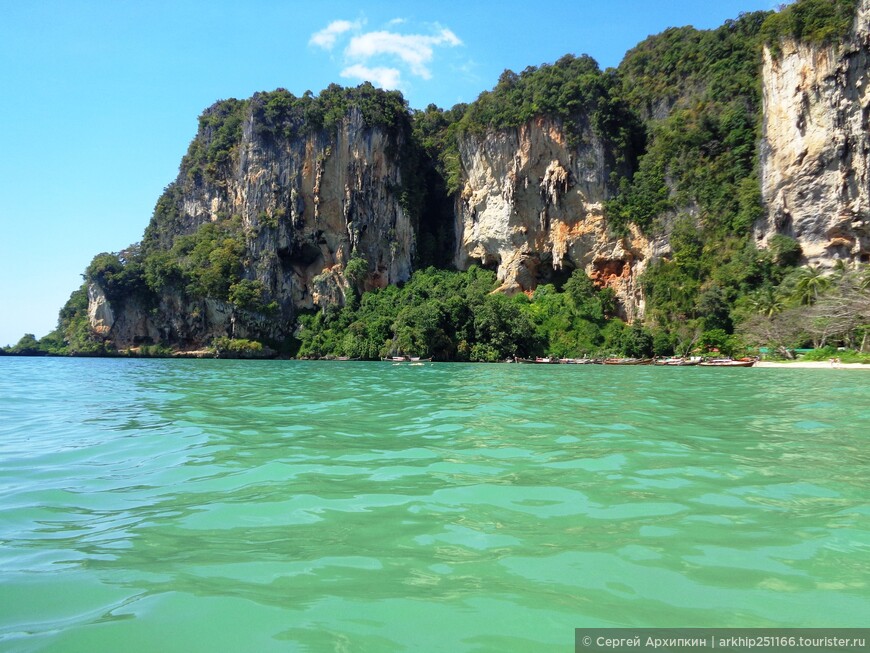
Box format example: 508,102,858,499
750,286,784,317
793,265,831,305
831,259,849,281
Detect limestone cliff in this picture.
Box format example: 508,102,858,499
93,91,416,347
178,104,415,302
454,117,651,319
759,0,870,265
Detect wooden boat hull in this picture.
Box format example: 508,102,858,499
383,356,432,363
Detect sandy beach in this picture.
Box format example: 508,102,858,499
754,360,870,369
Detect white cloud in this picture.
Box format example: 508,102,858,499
310,18,463,90
340,64,403,90
309,20,362,50
345,28,461,79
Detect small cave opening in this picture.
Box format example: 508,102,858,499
478,254,500,272
540,260,576,290
531,252,576,290
278,241,323,268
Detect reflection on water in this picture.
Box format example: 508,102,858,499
1,359,868,652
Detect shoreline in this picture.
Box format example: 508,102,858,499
3,353,869,368
753,360,870,369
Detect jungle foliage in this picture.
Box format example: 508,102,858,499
606,11,779,348
761,0,859,51
296,267,638,362
457,54,644,158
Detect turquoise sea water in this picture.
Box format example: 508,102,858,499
0,358,868,652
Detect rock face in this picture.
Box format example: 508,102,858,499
454,117,651,319
759,0,870,266
88,281,165,345
92,100,416,347
187,105,415,306
86,283,115,337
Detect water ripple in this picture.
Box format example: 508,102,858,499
1,359,868,650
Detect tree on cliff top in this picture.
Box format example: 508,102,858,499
457,54,644,159
761,0,860,51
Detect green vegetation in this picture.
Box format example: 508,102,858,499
5,334,47,356
182,99,248,184
153,217,246,300
343,255,369,290
610,12,769,234
85,247,149,302
250,83,410,141
737,264,870,356
0,330,70,356
761,0,859,51
228,279,277,314
616,4,869,356
20,217,256,356
609,2,865,356
606,11,783,350
457,54,643,157
297,266,639,362
798,346,870,363
130,344,175,358
211,337,271,359
55,284,110,356
411,103,467,254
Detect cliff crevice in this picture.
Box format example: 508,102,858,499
759,0,870,265
453,117,650,319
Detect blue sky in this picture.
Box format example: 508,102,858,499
0,0,780,347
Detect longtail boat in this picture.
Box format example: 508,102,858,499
382,355,432,363
654,357,701,366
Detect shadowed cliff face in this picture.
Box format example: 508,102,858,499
453,117,651,320
93,101,417,347
760,0,870,266
169,105,414,309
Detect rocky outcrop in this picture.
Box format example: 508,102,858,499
87,282,162,345
454,117,652,319
86,283,115,337
92,100,416,347
759,0,870,266
180,105,414,308
223,107,413,307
